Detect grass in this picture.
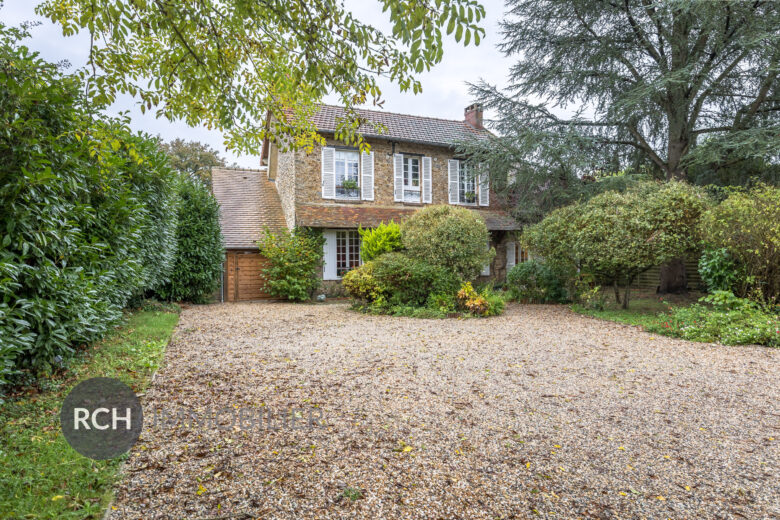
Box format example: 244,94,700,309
0,307,180,519
571,291,699,329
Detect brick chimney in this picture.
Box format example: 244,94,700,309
464,103,483,129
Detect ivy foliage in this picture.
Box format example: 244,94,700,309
153,175,224,303
0,26,179,383
36,0,486,154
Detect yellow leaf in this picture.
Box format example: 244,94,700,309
619,492,627,496
684,485,691,491
403,445,413,452
618,446,626,451
553,444,562,448
196,484,207,496
663,455,671,459
51,495,65,501
657,495,666,501
525,462,531,468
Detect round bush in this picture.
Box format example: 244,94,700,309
342,262,382,302
506,260,567,303
401,205,494,280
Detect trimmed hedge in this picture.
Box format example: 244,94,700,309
153,175,224,303
0,30,179,383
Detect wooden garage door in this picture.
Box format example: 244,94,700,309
224,251,273,301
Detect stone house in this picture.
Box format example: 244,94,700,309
214,104,524,299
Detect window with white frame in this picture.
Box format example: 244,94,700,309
403,156,421,203
336,230,361,276
458,161,477,205
335,150,360,199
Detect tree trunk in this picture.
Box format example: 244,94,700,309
659,258,688,294
613,280,621,304
622,278,631,309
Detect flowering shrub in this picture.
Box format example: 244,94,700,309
647,291,779,347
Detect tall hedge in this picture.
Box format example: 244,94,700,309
154,175,224,303
0,28,179,383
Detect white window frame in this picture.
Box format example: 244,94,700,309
335,230,362,277
402,155,421,203
335,150,360,200
458,161,478,206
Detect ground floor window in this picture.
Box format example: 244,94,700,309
336,230,361,276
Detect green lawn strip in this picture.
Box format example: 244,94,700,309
571,294,697,336
0,308,179,519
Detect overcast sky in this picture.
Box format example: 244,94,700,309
1,0,514,167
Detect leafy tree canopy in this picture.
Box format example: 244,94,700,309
160,138,226,186
461,0,780,217
36,0,486,153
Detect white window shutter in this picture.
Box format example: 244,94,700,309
478,165,489,206
393,154,404,202
322,230,338,280
321,147,335,199
506,241,516,271
361,151,374,201
421,156,432,203
448,159,459,204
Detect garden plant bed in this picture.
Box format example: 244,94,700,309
109,302,779,519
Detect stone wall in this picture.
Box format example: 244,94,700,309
293,137,500,210
273,143,297,230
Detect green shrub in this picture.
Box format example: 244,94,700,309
426,292,457,314
647,291,779,347
154,175,224,303
401,205,494,280
358,221,402,261
0,28,179,384
342,262,383,303
522,182,709,308
506,260,568,303
257,228,324,301
371,252,459,307
701,184,780,302
698,247,742,293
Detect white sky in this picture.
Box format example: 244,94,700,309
1,0,513,167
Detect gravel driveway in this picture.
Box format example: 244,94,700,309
110,302,779,519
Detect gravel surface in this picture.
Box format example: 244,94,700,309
110,302,779,520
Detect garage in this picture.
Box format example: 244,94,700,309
223,250,272,301
211,167,288,302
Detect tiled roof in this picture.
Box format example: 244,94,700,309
212,168,287,248
295,204,519,231
307,104,492,148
